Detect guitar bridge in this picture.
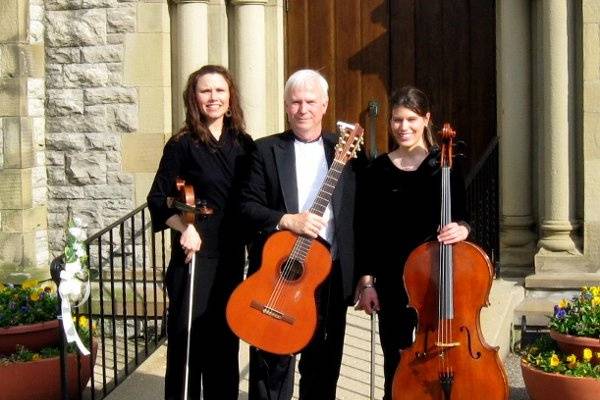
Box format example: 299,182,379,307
250,300,295,325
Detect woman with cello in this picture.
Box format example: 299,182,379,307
354,86,471,399
147,65,254,400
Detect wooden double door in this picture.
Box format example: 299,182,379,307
286,0,496,172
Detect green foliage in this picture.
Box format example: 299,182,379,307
0,280,58,328
549,286,600,337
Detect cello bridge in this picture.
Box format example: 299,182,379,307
435,341,460,348
250,300,295,325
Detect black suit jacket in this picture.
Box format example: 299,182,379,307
240,130,363,302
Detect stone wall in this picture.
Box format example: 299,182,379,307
44,0,170,254
0,0,48,276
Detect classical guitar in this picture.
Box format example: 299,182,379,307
226,121,364,355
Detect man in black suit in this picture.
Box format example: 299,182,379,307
240,69,362,400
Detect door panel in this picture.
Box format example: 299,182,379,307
286,0,496,171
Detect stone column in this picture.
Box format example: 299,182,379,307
536,0,579,257
169,0,209,129
230,0,267,137
497,0,537,275
0,0,48,280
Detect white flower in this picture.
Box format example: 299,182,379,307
68,227,87,241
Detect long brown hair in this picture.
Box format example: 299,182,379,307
390,86,436,149
177,65,246,145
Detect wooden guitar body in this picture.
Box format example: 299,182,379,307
226,230,332,355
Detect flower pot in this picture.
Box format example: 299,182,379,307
0,341,97,400
550,330,600,364
0,320,60,354
521,360,600,400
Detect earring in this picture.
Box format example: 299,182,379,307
225,109,232,117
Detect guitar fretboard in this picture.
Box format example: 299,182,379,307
291,158,346,262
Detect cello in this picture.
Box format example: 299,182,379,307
391,124,508,399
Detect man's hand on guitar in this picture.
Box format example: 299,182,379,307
181,223,202,263
278,212,326,239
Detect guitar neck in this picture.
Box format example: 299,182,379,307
291,159,346,262
309,159,346,217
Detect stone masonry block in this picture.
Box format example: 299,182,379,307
0,78,25,117
0,232,25,265
138,86,168,134
84,86,137,104
45,10,107,47
81,44,123,63
107,103,138,132
47,47,81,64
66,151,107,184
0,0,27,42
1,116,34,168
122,133,163,173
137,2,169,33
124,33,169,86
108,6,136,33
82,0,117,8
0,44,19,79
584,0,600,23
583,23,600,82
45,0,83,11
0,168,32,209
46,132,86,151
84,184,133,200
1,206,48,233
85,132,120,151
585,160,600,221
584,112,600,159
47,114,108,133
63,63,110,88
584,81,600,113
46,88,84,116
134,172,155,206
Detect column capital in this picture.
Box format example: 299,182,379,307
229,0,268,6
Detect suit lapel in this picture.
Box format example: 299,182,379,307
274,131,299,213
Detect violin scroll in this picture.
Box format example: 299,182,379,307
170,178,214,224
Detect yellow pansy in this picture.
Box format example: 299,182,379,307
583,348,593,362
596,352,600,360
73,315,89,329
566,354,577,368
591,286,600,297
558,298,569,308
21,279,38,289
0,282,5,291
550,354,560,367
592,296,600,307
29,291,40,301
31,354,40,361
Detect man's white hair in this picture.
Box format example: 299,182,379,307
284,69,329,101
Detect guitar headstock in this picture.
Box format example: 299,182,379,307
335,121,364,163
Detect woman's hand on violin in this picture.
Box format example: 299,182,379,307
437,221,470,244
180,224,201,263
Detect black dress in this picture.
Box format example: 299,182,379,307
147,129,254,400
356,151,467,400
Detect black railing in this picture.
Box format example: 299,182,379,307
69,204,168,399
465,136,500,272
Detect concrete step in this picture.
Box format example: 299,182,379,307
525,272,600,289
480,278,525,359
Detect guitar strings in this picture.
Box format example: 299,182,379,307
265,158,346,312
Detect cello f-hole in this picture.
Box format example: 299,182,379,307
460,325,482,359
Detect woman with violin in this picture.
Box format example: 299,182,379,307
354,86,470,399
147,65,254,400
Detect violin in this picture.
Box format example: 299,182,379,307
169,177,214,222
391,123,508,399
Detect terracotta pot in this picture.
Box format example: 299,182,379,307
521,360,600,400
550,330,600,365
0,341,97,400
0,320,60,354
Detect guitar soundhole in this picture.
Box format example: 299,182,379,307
279,258,304,282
